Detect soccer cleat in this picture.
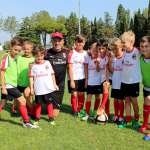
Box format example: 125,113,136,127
23,122,39,128
81,114,89,121
118,120,126,128
143,135,150,141
132,120,141,129
72,112,79,117
49,118,56,126
139,125,149,133
78,109,86,118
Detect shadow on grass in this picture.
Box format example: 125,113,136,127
60,103,72,115
0,118,22,126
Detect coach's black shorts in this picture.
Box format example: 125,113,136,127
111,89,124,100
35,90,64,109
86,85,102,95
17,86,26,93
68,79,85,93
121,83,140,97
143,89,150,97
1,88,22,100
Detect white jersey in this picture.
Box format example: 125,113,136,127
112,55,124,89
99,56,108,83
29,60,56,95
68,49,88,80
121,48,141,84
86,55,101,85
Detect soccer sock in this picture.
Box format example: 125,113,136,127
0,104,3,112
125,116,132,123
114,100,119,117
47,102,53,119
85,101,91,115
18,105,30,123
94,98,100,111
105,99,110,116
35,103,42,120
134,114,139,121
119,101,124,119
143,105,150,127
100,93,109,109
77,94,85,112
71,95,77,113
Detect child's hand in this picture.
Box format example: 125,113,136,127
55,85,59,91
70,80,75,89
84,79,88,88
97,107,104,116
2,87,7,95
30,88,34,96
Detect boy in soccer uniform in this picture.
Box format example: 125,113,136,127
68,35,88,115
120,31,141,129
109,38,124,127
0,37,37,128
82,43,101,121
29,46,58,126
138,36,150,141
98,39,110,117
12,41,35,115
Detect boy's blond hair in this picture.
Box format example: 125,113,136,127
120,31,135,44
111,38,122,47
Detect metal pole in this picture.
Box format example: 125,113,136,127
78,0,81,34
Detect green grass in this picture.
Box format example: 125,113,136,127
0,51,150,150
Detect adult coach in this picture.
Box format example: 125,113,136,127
45,32,68,119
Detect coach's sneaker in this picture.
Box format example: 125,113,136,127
23,122,39,128
81,114,89,121
132,120,140,129
49,118,56,126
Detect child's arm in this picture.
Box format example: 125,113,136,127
29,76,34,96
84,63,88,88
95,59,100,72
68,63,75,89
52,73,59,90
1,70,7,95
108,56,113,73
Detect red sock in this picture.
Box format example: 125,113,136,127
126,116,132,123
114,100,119,117
77,94,85,112
85,101,91,115
143,105,150,126
0,104,3,112
105,99,110,116
94,98,100,111
47,102,53,119
35,103,42,120
134,114,139,121
119,101,124,119
71,95,77,113
100,93,109,109
19,105,30,123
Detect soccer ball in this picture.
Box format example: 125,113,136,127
95,112,108,123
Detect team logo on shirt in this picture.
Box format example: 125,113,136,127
45,65,49,70
132,54,137,60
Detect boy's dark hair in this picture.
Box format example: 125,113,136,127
140,36,150,43
33,45,45,55
75,35,86,43
97,39,109,48
11,37,23,47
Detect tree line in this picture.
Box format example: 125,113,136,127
0,1,150,49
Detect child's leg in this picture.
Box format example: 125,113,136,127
105,99,110,116
85,94,92,115
0,99,6,112
11,99,17,113
47,102,53,119
77,92,85,112
94,94,100,111
114,99,119,119
132,97,139,121
125,97,132,123
17,96,30,123
71,92,78,113
118,100,124,120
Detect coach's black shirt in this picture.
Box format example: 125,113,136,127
45,48,68,91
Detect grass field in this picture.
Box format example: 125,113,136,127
0,51,150,150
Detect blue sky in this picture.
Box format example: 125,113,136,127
0,0,149,43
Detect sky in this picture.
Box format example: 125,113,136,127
0,0,149,43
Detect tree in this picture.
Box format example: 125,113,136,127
65,12,78,48
147,0,150,36
3,16,18,37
